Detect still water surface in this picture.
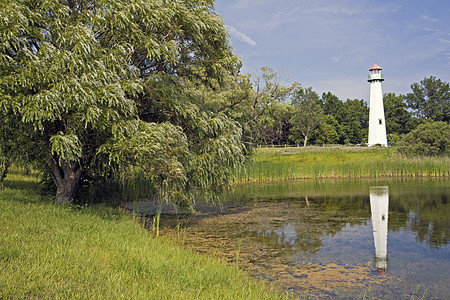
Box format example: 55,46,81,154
161,178,449,299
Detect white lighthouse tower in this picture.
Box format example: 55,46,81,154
367,64,388,146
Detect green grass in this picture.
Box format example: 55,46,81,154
236,146,450,181
0,172,285,299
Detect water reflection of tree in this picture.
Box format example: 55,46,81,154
389,192,448,248
253,196,370,254
234,179,448,249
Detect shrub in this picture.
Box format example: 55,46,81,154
395,121,450,156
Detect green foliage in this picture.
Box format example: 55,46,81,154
256,102,293,145
245,67,294,144
322,92,341,116
314,115,340,145
405,76,449,122
50,133,83,164
290,85,324,146
383,92,413,136
135,72,248,205
249,75,449,148
395,121,450,156
0,112,31,188
0,0,248,205
335,99,368,144
387,133,402,144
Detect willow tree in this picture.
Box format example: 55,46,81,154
0,0,247,205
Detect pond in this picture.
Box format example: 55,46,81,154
158,178,449,299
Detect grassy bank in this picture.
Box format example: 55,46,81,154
0,172,285,299
236,146,449,181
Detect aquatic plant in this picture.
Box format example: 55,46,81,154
235,147,449,182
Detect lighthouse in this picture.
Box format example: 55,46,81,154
367,64,388,146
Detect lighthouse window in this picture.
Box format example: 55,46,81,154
378,119,382,125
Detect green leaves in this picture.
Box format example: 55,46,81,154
187,113,245,191
1,0,247,204
396,121,450,156
138,72,247,202
102,120,187,170
383,92,412,136
290,86,324,146
97,120,189,204
405,76,449,122
50,132,82,164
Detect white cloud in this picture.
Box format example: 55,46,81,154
226,26,256,46
216,0,450,99
232,0,267,9
421,15,439,22
267,11,287,29
331,56,341,63
303,5,357,16
370,3,401,14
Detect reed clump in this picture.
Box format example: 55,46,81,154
236,146,449,182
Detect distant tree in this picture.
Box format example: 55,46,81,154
322,92,342,116
244,67,293,144
383,93,413,143
314,115,340,145
315,92,343,145
290,86,324,147
405,76,449,122
255,102,293,145
335,99,369,144
396,121,450,156
319,92,369,145
219,67,295,146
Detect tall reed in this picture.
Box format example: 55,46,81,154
236,147,449,182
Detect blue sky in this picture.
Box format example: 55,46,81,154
215,0,450,102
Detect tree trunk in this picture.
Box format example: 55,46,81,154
0,137,10,188
303,135,308,147
0,156,9,189
50,158,83,205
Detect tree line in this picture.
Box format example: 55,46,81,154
249,68,449,147
1,0,449,205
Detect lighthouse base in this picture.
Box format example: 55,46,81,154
368,143,388,147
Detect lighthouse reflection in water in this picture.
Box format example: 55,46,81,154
370,186,389,275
